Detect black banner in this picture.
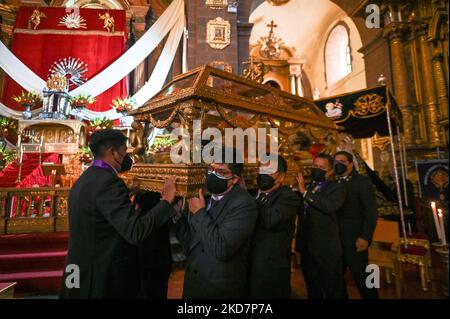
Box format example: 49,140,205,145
415,159,449,201
314,86,400,138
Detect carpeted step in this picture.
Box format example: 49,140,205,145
0,250,67,273
0,270,63,295
0,232,68,254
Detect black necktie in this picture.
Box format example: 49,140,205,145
256,193,269,207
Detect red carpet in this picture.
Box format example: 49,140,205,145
0,153,60,188
0,232,68,296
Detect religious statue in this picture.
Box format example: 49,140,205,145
129,121,147,163
28,9,46,30
243,60,266,83
99,12,115,33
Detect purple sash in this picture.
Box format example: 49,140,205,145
91,159,117,174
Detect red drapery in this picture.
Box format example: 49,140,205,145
1,6,127,112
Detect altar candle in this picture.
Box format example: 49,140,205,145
431,202,442,240
438,209,447,246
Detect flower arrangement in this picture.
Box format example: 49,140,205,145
70,93,95,110
0,146,17,169
149,136,177,153
0,116,17,138
111,96,136,114
78,146,93,165
89,117,113,132
12,91,42,107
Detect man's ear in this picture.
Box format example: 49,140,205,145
231,176,240,185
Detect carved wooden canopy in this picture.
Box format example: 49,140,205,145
125,65,339,197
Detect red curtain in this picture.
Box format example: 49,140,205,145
2,6,127,112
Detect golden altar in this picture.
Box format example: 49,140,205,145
124,65,338,198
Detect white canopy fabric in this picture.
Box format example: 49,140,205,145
0,0,185,120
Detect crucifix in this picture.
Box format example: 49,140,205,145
267,20,277,38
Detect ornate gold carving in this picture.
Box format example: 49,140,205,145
14,28,125,37
257,20,285,59
99,12,115,33
46,73,68,91
206,0,228,9
266,0,290,6
372,133,391,151
28,9,46,30
209,61,232,73
352,94,385,117
146,106,180,129
59,11,87,29
215,104,261,129
206,17,231,50
243,61,266,83
6,218,55,234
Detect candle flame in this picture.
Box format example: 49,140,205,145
438,208,442,215
431,202,436,208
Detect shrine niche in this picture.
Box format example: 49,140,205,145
17,119,87,155
124,65,338,198
247,20,311,97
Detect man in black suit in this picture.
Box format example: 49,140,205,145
60,129,177,299
248,155,300,299
171,150,258,298
296,153,346,299
334,151,378,299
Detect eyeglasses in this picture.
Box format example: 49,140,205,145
208,167,233,179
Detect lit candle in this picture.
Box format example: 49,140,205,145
438,209,447,246
431,202,442,240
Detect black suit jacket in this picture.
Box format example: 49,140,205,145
172,184,257,299
60,166,175,299
134,191,172,298
337,172,377,246
248,186,300,298
295,181,346,259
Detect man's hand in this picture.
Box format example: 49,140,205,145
296,173,306,194
161,176,176,204
188,188,206,214
356,237,369,252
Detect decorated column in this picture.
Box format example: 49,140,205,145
383,22,415,145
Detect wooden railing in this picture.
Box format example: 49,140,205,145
0,187,70,234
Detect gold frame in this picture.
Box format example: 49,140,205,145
207,17,231,50
267,0,290,6
206,0,228,10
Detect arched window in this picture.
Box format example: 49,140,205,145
325,24,352,86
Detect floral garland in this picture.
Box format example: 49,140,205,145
70,93,95,110
12,91,42,107
0,116,17,137
78,146,93,165
149,136,177,153
88,117,113,132
0,146,17,168
111,96,137,114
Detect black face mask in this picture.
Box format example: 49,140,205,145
114,150,133,172
206,172,231,194
120,154,133,172
257,174,275,191
311,167,327,182
334,162,348,175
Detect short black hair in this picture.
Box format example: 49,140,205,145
315,153,334,169
212,146,244,177
276,155,288,173
89,129,128,158
334,150,354,163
